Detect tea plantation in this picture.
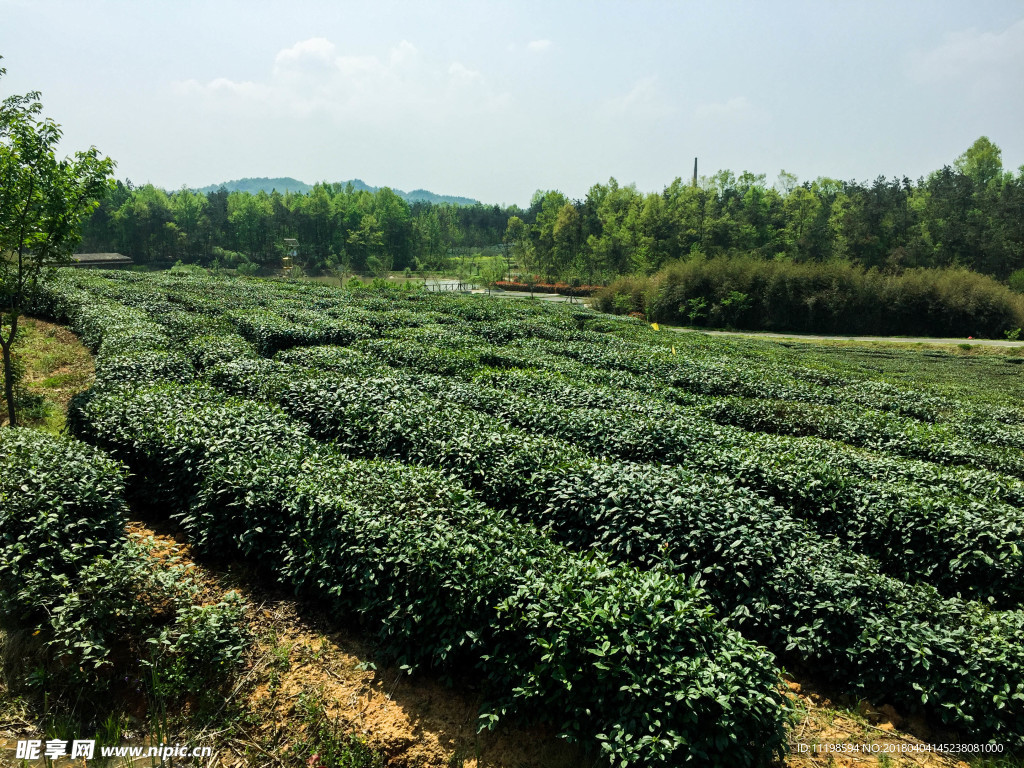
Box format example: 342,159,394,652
17,269,1024,765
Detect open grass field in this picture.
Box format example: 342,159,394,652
3,268,1024,767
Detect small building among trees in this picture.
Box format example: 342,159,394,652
70,252,134,269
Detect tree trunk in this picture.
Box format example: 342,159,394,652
0,321,17,428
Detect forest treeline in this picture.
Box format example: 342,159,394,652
80,137,1024,288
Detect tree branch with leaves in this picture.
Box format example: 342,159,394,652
1,61,115,426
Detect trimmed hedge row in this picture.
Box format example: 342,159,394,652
34,270,1024,749
262,309,1024,475
205,365,1024,745
494,280,599,297
510,337,1024,476
229,309,373,356
44,272,1017,605
36,276,1024,595
62,269,1022,461
443,378,1024,605
0,429,127,624
470,367,1024,510
0,428,247,709
256,359,1023,606
67,381,789,767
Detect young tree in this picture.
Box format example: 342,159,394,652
502,215,527,279
480,258,505,294
1,66,115,426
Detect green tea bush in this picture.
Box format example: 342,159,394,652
40,267,1024,749
0,429,127,623
281,366,1023,606
68,381,789,767
0,429,248,714
184,333,258,371
251,370,1024,743
229,309,372,356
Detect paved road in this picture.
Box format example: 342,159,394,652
477,288,584,304
670,326,1024,348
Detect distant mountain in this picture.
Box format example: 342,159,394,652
196,177,312,195
195,177,479,206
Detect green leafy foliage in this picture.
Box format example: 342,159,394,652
0,428,248,717
67,379,788,766
596,257,1024,338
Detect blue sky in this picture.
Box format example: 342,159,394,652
2,0,1022,205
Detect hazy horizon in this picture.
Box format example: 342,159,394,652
2,0,1022,207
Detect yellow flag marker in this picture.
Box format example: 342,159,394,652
671,346,676,355
651,322,659,331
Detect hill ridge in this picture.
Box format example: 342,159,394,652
194,176,479,206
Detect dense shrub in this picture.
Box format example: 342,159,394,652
0,429,127,622
232,367,1024,744
38,267,1024,750
0,428,247,714
595,257,1024,338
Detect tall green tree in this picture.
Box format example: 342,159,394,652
955,136,1004,189
228,190,274,263
169,187,209,261
114,185,173,262
346,213,384,272
1,66,114,425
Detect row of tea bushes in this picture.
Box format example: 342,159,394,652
359,315,1024,476
34,275,1024,591
694,394,1024,476
228,309,372,356
66,380,789,767
46,273,1024,602
0,428,247,713
330,365,1024,606
470,367,1024,509
34,270,1024,747
507,331,1024,444
63,269,1023,460
504,337,1024,475
115,278,1024,484
206,363,1024,745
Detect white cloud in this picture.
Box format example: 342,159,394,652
274,37,338,71
527,39,552,52
907,17,1024,87
172,76,268,100
448,61,483,85
173,37,509,123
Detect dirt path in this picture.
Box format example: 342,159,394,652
670,325,1024,348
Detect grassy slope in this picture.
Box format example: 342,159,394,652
0,317,94,431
